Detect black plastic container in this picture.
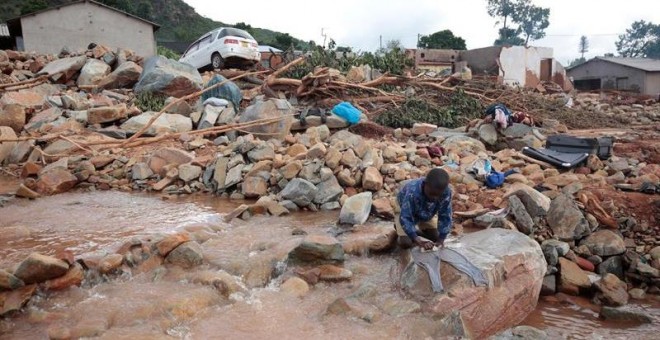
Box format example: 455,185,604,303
546,135,613,160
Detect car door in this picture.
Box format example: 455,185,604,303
181,41,200,67
194,34,213,68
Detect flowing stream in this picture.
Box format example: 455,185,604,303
0,185,658,339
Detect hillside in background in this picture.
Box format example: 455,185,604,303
0,0,309,50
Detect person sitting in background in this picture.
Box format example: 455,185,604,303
395,168,453,250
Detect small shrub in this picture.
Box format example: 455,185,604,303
135,92,166,112
157,46,181,60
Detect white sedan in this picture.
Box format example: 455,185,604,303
179,27,260,70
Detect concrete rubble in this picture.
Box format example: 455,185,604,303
1,47,659,337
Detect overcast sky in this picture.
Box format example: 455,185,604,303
186,0,660,65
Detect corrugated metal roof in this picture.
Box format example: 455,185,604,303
0,23,9,37
597,57,660,72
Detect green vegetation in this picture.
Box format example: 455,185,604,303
135,92,166,112
157,45,180,60
486,0,550,46
0,0,309,51
375,90,483,129
417,30,467,50
616,20,660,59
285,40,414,79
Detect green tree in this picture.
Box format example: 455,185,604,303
514,1,550,45
615,20,660,58
274,33,294,50
487,0,550,46
579,35,589,59
418,30,467,50
336,46,352,53
234,22,253,33
136,2,154,21
568,57,586,67
20,0,48,15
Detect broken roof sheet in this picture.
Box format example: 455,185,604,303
597,57,660,72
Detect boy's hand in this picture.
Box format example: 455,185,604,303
414,237,435,251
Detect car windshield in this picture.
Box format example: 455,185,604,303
223,28,255,40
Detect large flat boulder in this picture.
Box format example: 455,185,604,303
399,229,546,339
239,99,294,140
97,61,142,89
134,56,203,97
77,59,111,86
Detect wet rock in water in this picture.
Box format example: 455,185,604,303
558,257,591,295
599,306,653,324
239,99,294,140
321,202,341,211
628,288,646,300
492,325,548,340
13,253,70,284
42,263,84,291
281,277,310,297
541,240,570,257
546,194,590,241
339,192,373,225
0,269,24,290
325,297,381,323
77,59,111,86
377,294,421,317
597,256,624,279
503,183,550,218
98,254,124,274
313,176,343,204
508,195,534,234
223,204,249,223
317,264,353,281
289,235,345,263
242,176,268,198
594,273,629,306
280,178,318,207
15,184,40,199
362,166,383,191
579,230,626,257
186,270,246,297
166,241,204,268
340,224,397,255
400,229,546,338
478,124,498,145
541,275,556,296
134,56,203,97
156,233,191,256
0,284,36,316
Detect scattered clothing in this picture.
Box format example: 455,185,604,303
396,178,453,241
202,98,230,107
427,146,444,158
411,247,488,293
485,103,536,129
485,169,518,189
332,102,361,124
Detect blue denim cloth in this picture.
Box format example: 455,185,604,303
397,178,452,241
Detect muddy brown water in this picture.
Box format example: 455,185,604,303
1,181,659,339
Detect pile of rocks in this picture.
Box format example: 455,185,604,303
572,93,660,125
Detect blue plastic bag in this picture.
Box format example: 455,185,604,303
485,171,505,189
331,102,361,124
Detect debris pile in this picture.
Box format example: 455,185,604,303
1,48,659,327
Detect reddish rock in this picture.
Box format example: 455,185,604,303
411,123,437,136
362,166,383,191
401,229,546,338
575,167,591,175
35,168,78,195
148,147,194,175
54,250,76,266
98,254,124,274
0,104,26,132
575,256,595,272
295,267,321,285
317,264,353,281
558,257,591,295
340,224,396,255
280,276,310,297
15,184,40,199
0,91,45,109
372,197,394,219
416,148,431,159
97,61,143,89
156,233,191,256
594,273,629,306
13,253,69,284
42,263,84,291
87,104,127,125
0,284,36,316
242,176,268,198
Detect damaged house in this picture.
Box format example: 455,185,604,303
567,57,660,97
5,0,159,57
408,45,574,92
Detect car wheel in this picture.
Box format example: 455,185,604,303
211,53,224,70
